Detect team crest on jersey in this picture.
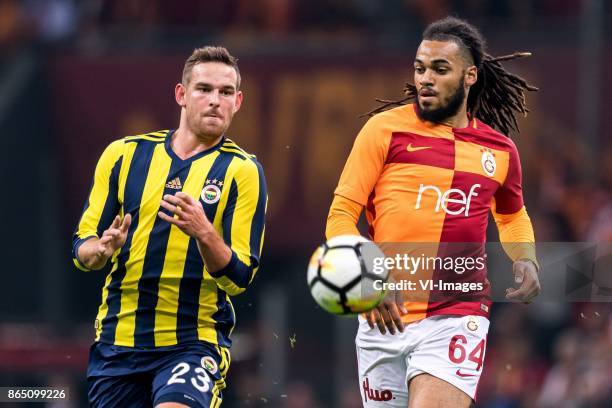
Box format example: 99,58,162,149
201,356,218,374
201,179,223,204
480,148,496,177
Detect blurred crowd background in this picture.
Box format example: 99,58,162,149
1,0,611,407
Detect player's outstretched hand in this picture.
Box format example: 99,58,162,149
158,192,212,239
77,213,131,270
505,259,540,303
97,214,131,258
364,289,408,335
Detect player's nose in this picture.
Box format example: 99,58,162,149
208,90,221,106
419,69,435,86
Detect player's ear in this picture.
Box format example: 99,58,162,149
175,83,186,107
465,65,478,87
233,90,243,114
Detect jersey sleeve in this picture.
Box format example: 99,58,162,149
210,158,267,296
326,194,362,239
334,115,390,206
492,142,538,269
494,140,524,214
492,201,539,269
72,139,124,271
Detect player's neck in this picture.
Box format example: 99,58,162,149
439,100,470,129
171,127,222,160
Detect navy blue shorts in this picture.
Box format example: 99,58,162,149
87,341,230,407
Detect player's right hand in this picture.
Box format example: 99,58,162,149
78,214,132,270
95,214,131,258
364,289,408,335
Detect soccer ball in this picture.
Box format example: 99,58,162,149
307,235,389,315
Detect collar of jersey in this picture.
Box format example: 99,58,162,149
164,130,225,163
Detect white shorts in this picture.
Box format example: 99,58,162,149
356,315,489,407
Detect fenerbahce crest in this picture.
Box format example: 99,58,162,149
201,179,223,204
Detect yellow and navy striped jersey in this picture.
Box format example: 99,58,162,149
72,130,267,348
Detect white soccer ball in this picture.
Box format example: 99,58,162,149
307,235,389,315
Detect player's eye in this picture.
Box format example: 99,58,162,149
436,68,448,74
414,66,425,74
196,84,213,91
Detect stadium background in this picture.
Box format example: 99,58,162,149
1,0,611,406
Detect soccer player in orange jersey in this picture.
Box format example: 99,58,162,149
326,17,541,407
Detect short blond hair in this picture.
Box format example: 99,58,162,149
182,46,241,89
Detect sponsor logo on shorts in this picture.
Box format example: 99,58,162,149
362,377,393,402
201,356,218,374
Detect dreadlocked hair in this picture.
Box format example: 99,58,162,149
365,16,538,136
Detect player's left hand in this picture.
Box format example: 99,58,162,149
364,288,408,335
158,192,213,238
505,259,540,303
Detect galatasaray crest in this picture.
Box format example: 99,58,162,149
466,317,479,332
481,148,496,177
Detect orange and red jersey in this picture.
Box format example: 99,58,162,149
331,104,534,323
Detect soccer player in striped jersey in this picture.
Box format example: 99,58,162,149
327,17,540,407
73,46,266,407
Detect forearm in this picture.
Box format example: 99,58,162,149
161,187,263,296
326,194,362,239
494,206,539,269
198,229,255,296
195,229,233,273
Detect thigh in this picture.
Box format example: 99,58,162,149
152,344,228,408
406,315,489,404
408,373,472,408
356,343,408,408
88,374,151,408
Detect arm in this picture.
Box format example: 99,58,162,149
333,115,389,208
328,115,406,333
159,159,267,296
493,142,540,302
212,159,267,295
326,115,389,238
73,140,126,271
492,202,539,269
159,191,231,273
78,214,131,270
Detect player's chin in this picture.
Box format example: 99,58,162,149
199,122,227,138
418,98,438,111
